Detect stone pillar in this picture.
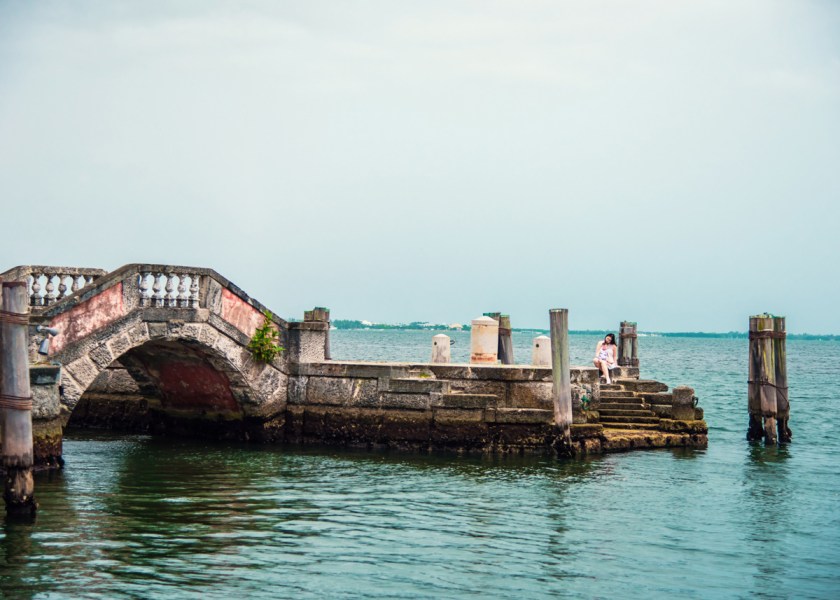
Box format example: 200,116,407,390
531,335,551,366
288,308,330,364
470,316,499,364
671,386,696,420
431,334,451,363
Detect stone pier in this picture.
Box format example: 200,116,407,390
2,263,708,466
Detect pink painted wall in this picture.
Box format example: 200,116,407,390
49,283,125,354
220,288,264,337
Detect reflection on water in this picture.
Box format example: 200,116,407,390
0,335,838,598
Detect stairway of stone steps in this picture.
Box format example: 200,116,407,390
599,382,661,430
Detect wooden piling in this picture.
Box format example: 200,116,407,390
618,321,636,366
549,309,572,449
773,316,791,444
0,282,37,517
498,315,514,365
747,314,777,444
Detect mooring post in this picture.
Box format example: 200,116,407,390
747,314,778,444
498,315,514,365
773,316,791,444
470,316,499,364
619,321,639,367
431,334,451,363
549,309,572,447
531,335,551,366
0,282,37,517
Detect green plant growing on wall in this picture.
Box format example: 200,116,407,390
248,310,284,363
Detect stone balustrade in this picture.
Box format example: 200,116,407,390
2,268,107,307
137,271,200,308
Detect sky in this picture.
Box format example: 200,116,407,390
1,1,839,333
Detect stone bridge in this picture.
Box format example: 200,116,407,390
1,264,707,466
1,265,330,457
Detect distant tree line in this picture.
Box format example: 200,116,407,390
330,320,839,340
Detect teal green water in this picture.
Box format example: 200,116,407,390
1,332,839,598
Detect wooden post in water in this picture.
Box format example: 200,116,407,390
549,309,572,448
773,316,791,444
0,282,37,517
618,321,638,367
498,315,514,365
747,314,778,444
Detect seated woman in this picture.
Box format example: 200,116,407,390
593,333,618,384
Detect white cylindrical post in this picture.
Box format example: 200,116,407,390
532,335,551,366
431,334,451,363
470,316,499,364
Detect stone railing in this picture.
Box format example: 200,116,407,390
137,271,201,308
0,266,108,308
33,263,289,331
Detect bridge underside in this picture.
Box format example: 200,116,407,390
68,338,287,441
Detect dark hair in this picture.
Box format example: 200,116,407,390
604,333,616,345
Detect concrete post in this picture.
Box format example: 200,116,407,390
0,282,37,517
470,316,499,364
549,309,572,448
431,334,451,363
531,335,551,366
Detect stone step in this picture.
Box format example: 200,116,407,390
600,422,661,430
600,384,624,391
599,415,660,424
388,378,450,394
615,379,669,393
599,397,648,406
600,391,636,399
433,393,498,409
599,402,647,411
599,409,657,418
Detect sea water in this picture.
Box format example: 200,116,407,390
1,331,838,598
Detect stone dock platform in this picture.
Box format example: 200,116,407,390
66,359,707,457
2,264,708,466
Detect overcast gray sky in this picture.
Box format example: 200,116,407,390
1,1,838,333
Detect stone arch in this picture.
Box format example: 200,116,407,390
56,316,287,425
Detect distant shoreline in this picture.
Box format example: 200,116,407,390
330,320,838,341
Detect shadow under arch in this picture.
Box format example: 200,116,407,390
66,335,274,440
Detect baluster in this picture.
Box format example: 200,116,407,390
153,273,164,307
85,275,94,287
166,274,178,307
45,274,58,304
178,274,190,307
71,275,82,293
31,273,42,306
190,275,200,308
138,272,151,306
58,274,68,298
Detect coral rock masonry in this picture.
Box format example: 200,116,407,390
2,263,708,466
